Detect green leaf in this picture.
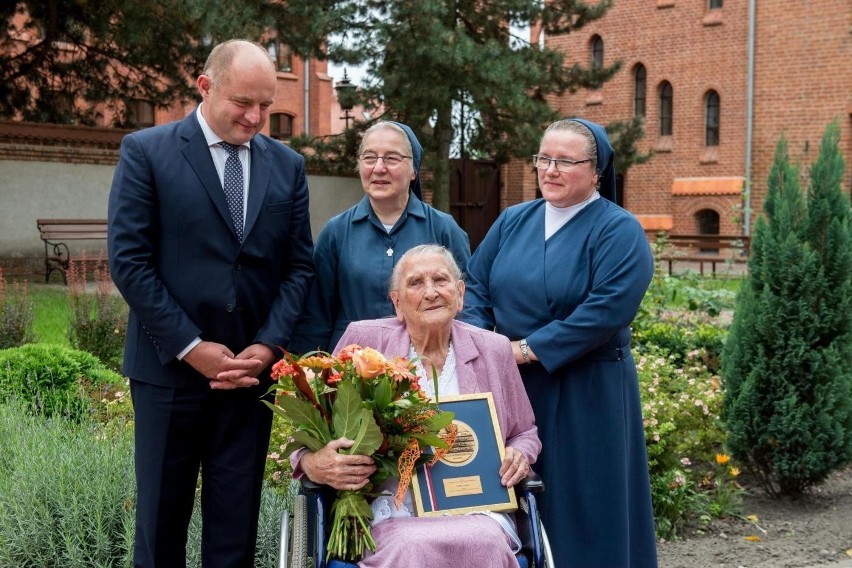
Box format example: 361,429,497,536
412,432,449,449
288,430,326,453
427,410,455,431
372,379,393,411
332,380,364,440
274,395,332,441
346,408,383,456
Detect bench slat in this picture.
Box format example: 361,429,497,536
40,231,108,240
35,218,108,284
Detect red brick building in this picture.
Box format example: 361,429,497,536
3,9,337,142
111,40,337,143
505,0,852,237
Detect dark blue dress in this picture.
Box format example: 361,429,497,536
290,192,470,353
462,197,658,567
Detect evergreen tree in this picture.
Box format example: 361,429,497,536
282,0,653,211
722,124,852,497
0,1,314,125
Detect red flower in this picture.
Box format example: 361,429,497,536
271,358,297,381
325,371,344,384
336,344,361,363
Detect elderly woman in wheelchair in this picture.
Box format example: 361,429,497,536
286,244,543,567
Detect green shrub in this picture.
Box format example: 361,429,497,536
0,269,35,349
0,343,124,420
638,343,738,537
723,125,852,496
67,257,128,373
634,320,727,374
0,397,293,567
0,401,136,567
266,417,296,495
650,468,708,540
638,344,726,478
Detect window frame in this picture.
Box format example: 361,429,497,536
705,90,720,146
659,81,673,136
590,35,604,69
266,40,293,73
269,112,294,141
128,99,155,128
633,64,647,117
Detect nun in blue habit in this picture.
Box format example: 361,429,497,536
462,118,658,567
290,121,470,354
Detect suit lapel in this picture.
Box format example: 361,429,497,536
381,320,481,394
179,117,240,242
451,321,481,394
244,135,270,241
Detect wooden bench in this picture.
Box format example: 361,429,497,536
36,218,108,284
651,233,751,276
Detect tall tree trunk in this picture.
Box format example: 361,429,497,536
429,104,454,212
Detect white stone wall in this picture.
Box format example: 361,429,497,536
0,159,362,259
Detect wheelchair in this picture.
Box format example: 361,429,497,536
279,471,553,568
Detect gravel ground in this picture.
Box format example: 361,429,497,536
657,467,852,568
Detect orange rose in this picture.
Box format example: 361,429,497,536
351,347,387,379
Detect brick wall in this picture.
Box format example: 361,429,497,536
513,0,851,236
0,120,126,165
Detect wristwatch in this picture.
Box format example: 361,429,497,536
519,339,531,364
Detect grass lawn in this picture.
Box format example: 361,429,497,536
27,284,71,345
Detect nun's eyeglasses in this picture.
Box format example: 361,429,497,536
532,154,591,172
359,153,412,167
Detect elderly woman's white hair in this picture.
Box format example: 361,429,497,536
388,244,463,293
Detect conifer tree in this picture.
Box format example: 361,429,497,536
722,123,852,497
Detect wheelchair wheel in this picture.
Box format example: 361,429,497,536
278,494,309,568
540,523,555,568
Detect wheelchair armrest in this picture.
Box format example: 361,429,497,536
300,477,326,494
518,469,545,494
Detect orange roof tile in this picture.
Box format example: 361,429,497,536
671,177,745,196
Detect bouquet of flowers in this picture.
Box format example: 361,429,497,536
265,345,457,562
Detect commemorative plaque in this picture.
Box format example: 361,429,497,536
411,393,518,516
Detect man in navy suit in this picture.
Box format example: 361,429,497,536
108,39,314,567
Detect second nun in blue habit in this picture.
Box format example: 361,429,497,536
290,121,470,354
462,118,658,567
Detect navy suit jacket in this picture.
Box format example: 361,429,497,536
108,112,314,389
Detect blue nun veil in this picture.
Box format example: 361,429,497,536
388,121,423,200
567,118,617,203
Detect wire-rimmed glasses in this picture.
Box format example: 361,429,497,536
532,154,592,173
359,153,412,167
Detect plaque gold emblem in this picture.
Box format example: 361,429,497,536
438,420,478,467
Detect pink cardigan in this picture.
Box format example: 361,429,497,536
292,318,540,474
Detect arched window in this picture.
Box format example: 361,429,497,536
696,208,720,235
270,113,294,141
590,35,604,69
696,208,721,252
705,90,720,146
659,81,673,136
633,64,647,117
